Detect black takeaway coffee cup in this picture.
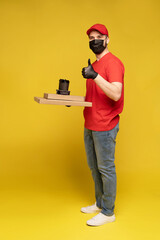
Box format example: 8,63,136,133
56,79,70,95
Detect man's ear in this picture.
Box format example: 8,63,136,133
106,37,110,45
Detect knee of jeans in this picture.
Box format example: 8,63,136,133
98,163,116,175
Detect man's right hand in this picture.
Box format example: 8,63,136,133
82,59,98,79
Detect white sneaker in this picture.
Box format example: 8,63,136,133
87,213,115,226
81,203,101,214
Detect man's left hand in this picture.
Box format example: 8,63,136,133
82,59,98,79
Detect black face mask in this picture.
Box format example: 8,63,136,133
89,39,107,54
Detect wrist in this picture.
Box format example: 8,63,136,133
93,73,98,80
92,71,98,79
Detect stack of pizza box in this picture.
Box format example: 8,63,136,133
34,93,92,107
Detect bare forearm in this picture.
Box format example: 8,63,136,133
94,74,122,101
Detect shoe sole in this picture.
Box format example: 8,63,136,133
81,208,101,214
86,215,116,226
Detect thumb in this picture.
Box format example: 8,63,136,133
88,59,91,66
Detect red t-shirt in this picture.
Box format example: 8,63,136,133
83,52,125,131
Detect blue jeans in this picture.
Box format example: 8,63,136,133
84,123,119,216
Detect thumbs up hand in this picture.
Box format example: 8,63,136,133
82,59,98,79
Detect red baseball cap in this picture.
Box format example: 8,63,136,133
86,24,109,37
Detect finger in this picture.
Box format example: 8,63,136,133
82,69,85,77
82,69,87,78
88,59,91,66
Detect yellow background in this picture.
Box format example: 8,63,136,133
0,0,160,239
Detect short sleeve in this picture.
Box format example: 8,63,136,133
106,60,124,83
